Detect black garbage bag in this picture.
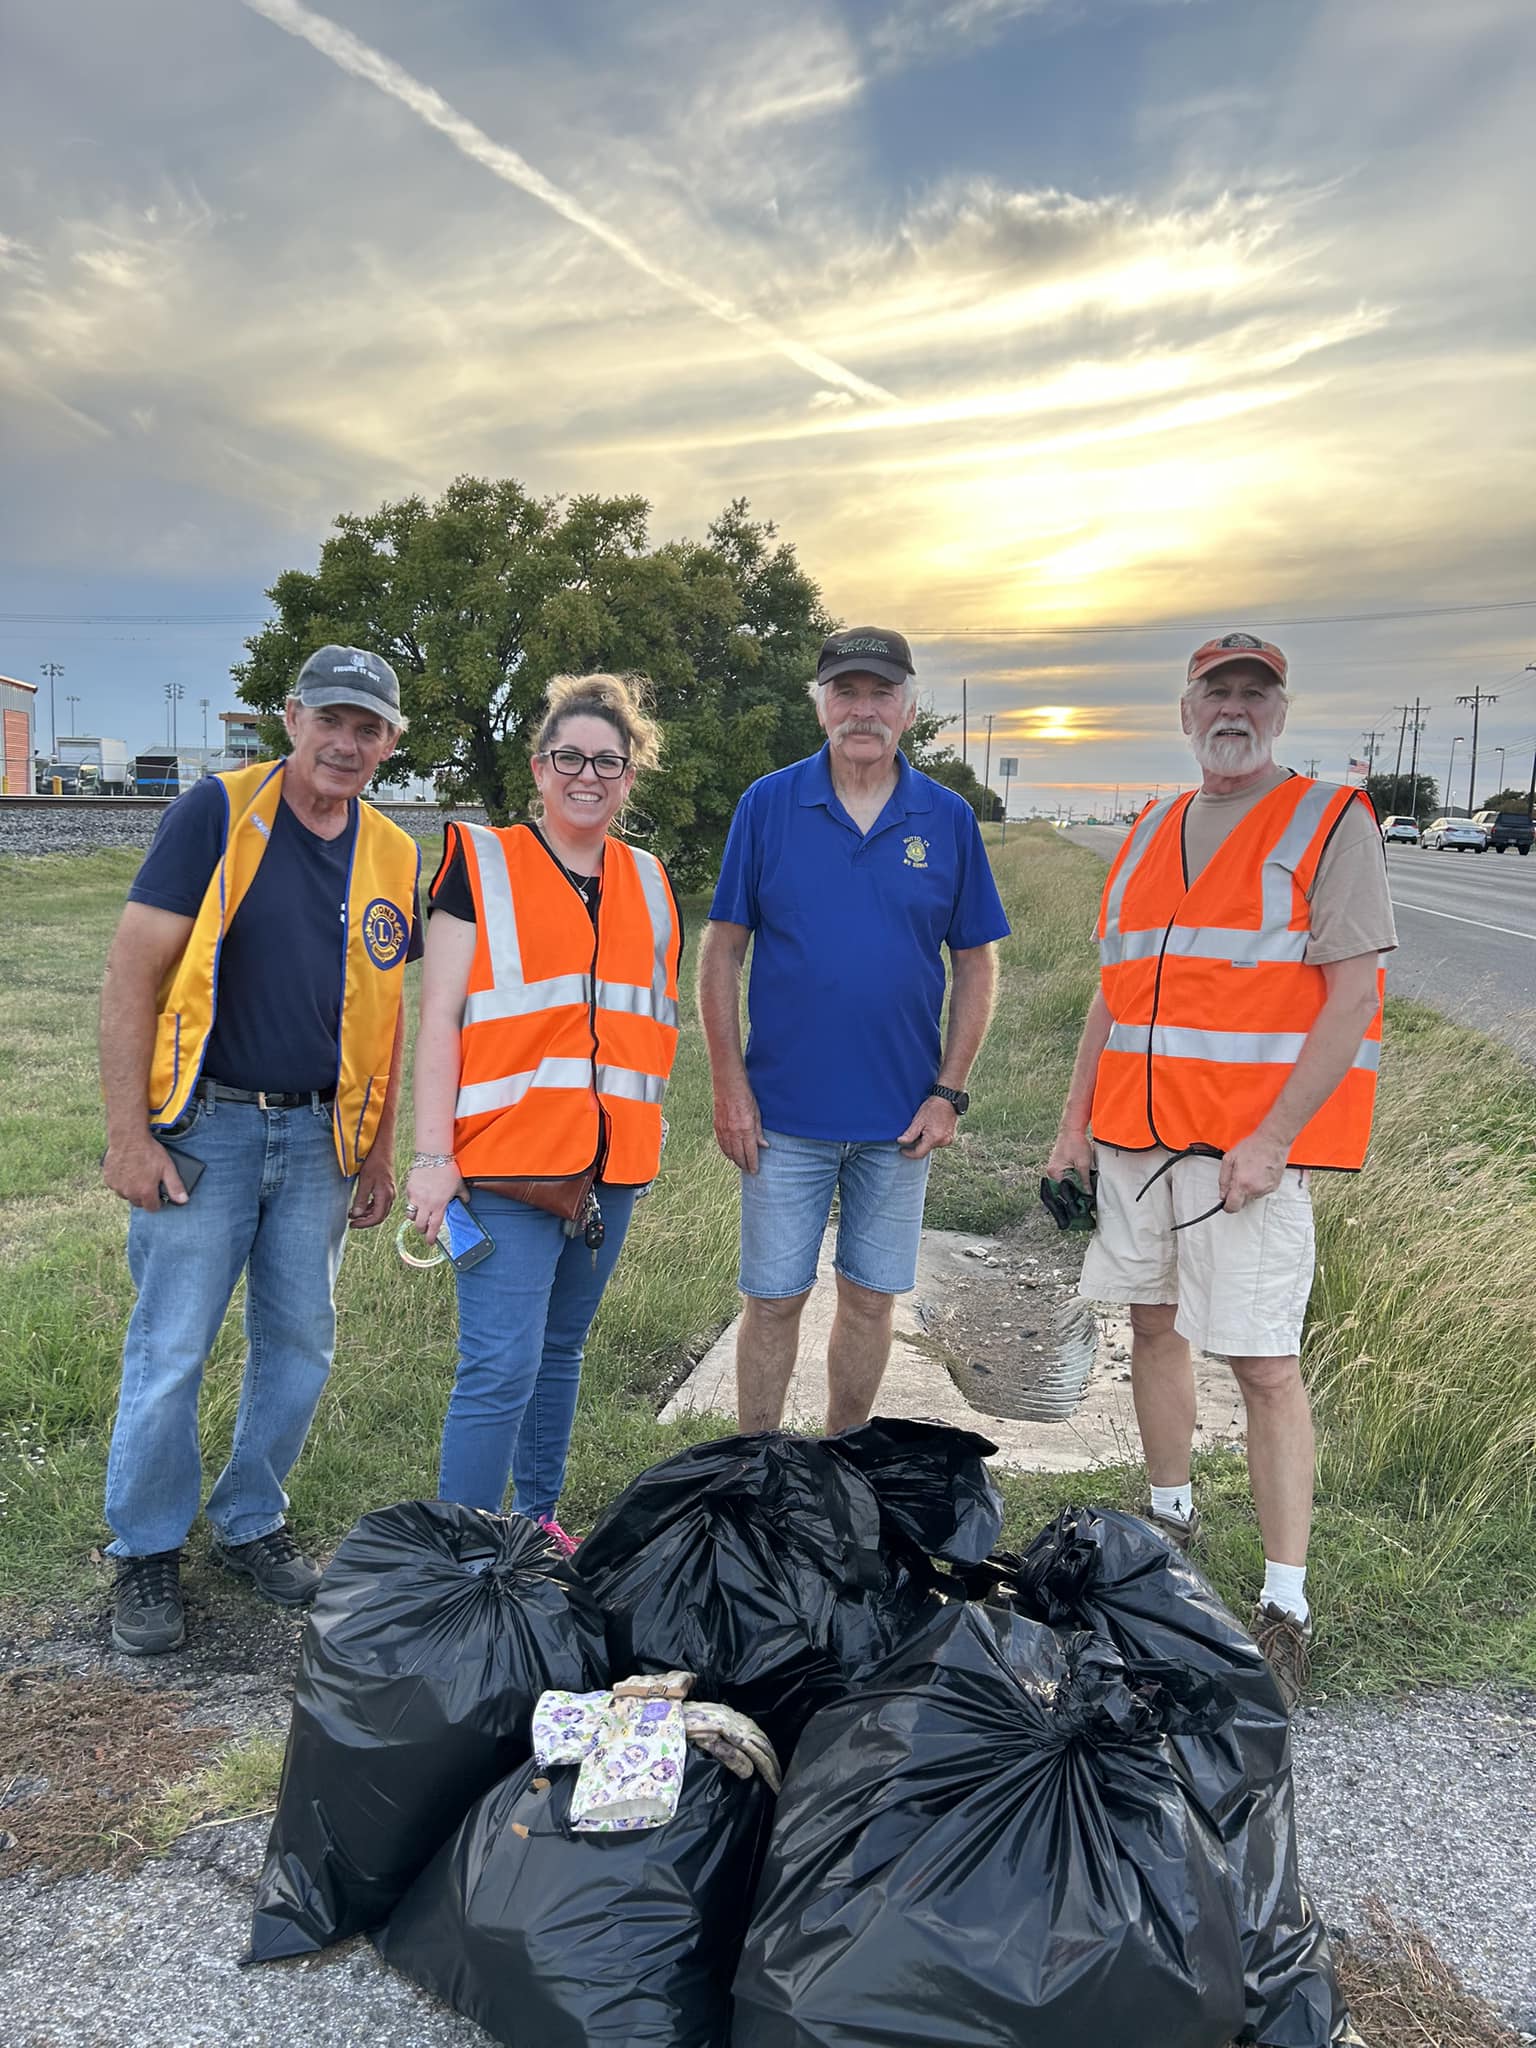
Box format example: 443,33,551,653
247,1501,608,1962
376,1746,776,2048
973,1507,1351,2048
825,1415,1003,1565
731,1600,1247,2048
575,1425,999,1758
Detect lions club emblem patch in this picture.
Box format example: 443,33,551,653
903,835,930,869
361,897,409,968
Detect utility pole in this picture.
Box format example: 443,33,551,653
961,680,968,768
200,696,210,754
1361,729,1385,789
1393,699,1425,816
1448,736,1465,812
1407,702,1425,818
1304,757,1319,778
40,661,64,754
1455,684,1496,816
982,714,993,816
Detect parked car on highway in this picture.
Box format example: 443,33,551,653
1471,809,1534,855
1381,815,1421,845
1422,816,1487,852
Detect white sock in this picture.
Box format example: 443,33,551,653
1150,1482,1194,1524
1261,1561,1309,1624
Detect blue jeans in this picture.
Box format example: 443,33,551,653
439,1185,639,1519
104,1093,354,1558
738,1130,932,1298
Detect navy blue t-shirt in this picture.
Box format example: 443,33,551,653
129,778,422,1094
709,746,1010,1141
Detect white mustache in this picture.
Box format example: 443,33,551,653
832,718,889,740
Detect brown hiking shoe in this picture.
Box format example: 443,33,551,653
1142,1504,1201,1552
1252,1601,1313,1712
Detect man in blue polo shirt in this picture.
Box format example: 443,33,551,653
699,626,1010,1433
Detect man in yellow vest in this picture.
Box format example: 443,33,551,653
99,647,421,1655
1046,633,1396,1707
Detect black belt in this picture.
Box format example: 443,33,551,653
197,1079,337,1110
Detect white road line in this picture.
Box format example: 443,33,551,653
1389,898,1536,942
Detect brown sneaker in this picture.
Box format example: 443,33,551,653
1141,1504,1201,1552
1252,1601,1313,1711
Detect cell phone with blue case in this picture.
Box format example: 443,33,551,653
442,1196,496,1271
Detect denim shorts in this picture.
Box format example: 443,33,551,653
739,1130,932,1299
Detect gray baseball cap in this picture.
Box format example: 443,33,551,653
293,645,404,725
816,626,915,689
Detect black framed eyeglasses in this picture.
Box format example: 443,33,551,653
538,747,631,781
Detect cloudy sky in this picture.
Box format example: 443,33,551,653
3,0,1533,807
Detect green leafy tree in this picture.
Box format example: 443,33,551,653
1477,787,1534,815
1365,771,1438,822
234,479,833,885
920,748,1003,821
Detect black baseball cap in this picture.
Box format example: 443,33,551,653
293,645,404,725
816,626,915,689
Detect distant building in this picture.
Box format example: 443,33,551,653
219,709,263,767
0,674,37,794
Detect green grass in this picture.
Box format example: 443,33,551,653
1,831,1533,1699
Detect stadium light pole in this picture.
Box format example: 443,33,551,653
40,661,64,753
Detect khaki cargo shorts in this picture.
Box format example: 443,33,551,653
1078,1141,1316,1358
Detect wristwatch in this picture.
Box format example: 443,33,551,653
928,1085,970,1114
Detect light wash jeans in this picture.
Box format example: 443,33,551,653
103,1092,354,1558
738,1130,932,1298
438,1185,639,1520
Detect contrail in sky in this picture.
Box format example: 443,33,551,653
239,0,897,405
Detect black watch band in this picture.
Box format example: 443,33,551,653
929,1084,969,1114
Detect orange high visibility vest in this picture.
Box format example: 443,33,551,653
442,822,681,1185
1092,776,1384,1169
147,760,420,1175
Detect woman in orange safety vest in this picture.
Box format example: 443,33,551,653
405,673,681,1552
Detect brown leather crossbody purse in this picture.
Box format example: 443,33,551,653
468,1167,595,1223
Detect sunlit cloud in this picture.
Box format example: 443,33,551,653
0,0,1531,794
237,0,898,406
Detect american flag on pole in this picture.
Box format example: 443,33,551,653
1348,757,1369,776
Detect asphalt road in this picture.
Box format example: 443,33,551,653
1066,824,1536,1060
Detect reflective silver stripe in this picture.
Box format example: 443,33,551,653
596,979,680,1027
627,844,678,1024
1102,794,1183,938
1101,924,1310,968
461,821,522,978
1260,780,1344,931
1108,1022,1381,1069
597,1065,668,1104
465,972,590,1024
456,1054,595,1120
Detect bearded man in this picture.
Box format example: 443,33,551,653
1046,633,1396,1707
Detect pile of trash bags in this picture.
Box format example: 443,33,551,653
246,1424,1357,2048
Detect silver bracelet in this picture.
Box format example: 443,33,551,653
410,1151,456,1170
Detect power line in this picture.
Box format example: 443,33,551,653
3,597,1536,634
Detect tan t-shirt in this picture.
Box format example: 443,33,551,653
1181,764,1397,963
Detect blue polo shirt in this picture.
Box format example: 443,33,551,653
709,746,1010,1141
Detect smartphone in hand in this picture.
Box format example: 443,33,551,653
160,1152,207,1204
442,1196,496,1272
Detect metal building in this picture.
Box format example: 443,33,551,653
0,674,37,794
